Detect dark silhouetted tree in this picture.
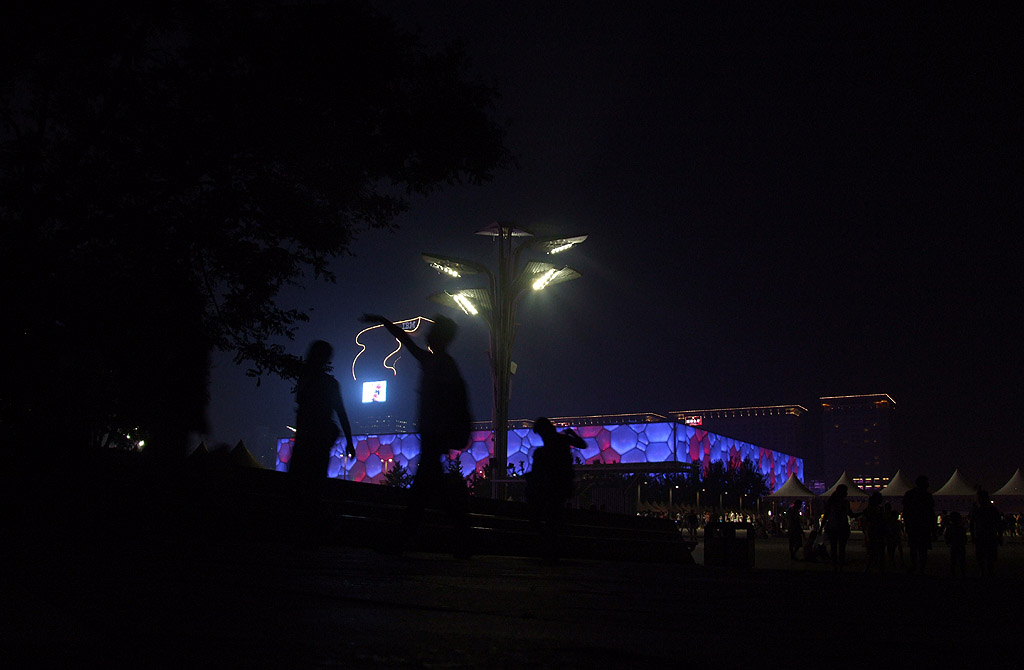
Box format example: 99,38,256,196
693,458,770,509
0,1,513,462
383,461,414,489
734,458,771,504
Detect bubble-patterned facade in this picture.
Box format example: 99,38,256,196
276,419,802,491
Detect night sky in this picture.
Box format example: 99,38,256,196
205,2,1022,490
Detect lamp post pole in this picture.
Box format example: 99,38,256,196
422,223,587,497
491,224,516,482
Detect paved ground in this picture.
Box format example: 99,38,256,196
6,514,1023,668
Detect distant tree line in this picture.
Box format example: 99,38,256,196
640,459,771,509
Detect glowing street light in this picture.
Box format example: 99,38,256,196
422,223,586,491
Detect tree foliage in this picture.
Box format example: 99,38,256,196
0,1,512,458
383,461,413,489
641,459,770,509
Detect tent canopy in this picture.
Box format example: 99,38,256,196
993,468,1024,497
880,470,914,497
230,440,263,469
768,473,816,498
933,469,977,497
822,471,867,498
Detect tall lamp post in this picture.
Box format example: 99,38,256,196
421,223,586,489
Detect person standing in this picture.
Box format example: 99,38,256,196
902,476,936,574
360,313,473,558
969,490,1003,576
823,485,859,572
786,500,805,560
944,511,968,578
526,417,584,564
861,492,887,573
883,502,904,569
290,340,355,548
686,509,700,542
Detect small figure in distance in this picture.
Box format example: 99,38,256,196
969,490,1003,576
686,508,700,542
289,340,355,549
786,500,805,560
902,475,936,574
526,417,585,564
802,518,823,562
360,313,473,558
944,510,968,578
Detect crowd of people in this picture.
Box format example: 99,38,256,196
644,479,1021,577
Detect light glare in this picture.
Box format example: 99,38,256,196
532,268,558,290
430,262,461,278
452,293,479,315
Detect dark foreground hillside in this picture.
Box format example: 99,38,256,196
3,456,1021,667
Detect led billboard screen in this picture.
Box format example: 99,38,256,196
362,380,387,403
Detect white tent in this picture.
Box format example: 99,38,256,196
768,473,816,498
822,471,868,498
992,469,1024,512
932,469,977,497
879,470,914,498
993,468,1024,497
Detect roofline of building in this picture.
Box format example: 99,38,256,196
668,404,810,414
819,393,896,406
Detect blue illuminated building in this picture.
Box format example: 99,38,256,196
277,413,803,492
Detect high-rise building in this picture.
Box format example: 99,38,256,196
820,394,896,489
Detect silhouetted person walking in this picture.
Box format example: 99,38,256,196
526,417,584,564
786,500,804,560
902,475,936,574
361,313,472,558
290,340,355,548
824,485,860,572
969,490,1003,576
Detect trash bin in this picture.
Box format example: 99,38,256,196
703,521,755,568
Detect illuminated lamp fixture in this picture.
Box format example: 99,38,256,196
430,262,460,278
422,253,487,278
540,235,588,255
524,261,581,292
532,268,558,291
428,288,491,316
450,291,479,315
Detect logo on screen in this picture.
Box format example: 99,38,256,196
362,380,387,403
